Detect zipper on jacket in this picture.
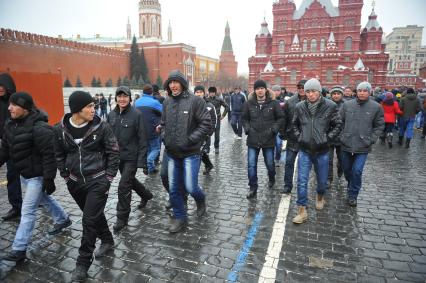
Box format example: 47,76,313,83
79,146,86,184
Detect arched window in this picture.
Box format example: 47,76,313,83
303,39,308,52
283,20,287,30
320,38,326,52
152,18,157,36
344,36,352,51
279,40,285,54
343,74,350,86
326,68,333,83
311,39,317,52
291,69,297,83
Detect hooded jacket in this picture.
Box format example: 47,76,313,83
242,91,285,148
400,92,421,119
0,73,16,137
161,70,212,158
53,114,120,183
0,109,57,180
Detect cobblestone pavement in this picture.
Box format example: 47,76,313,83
0,120,425,283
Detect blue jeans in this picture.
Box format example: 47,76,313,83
13,176,69,251
296,150,329,207
147,137,161,173
415,111,424,128
341,151,368,201
247,147,275,190
168,154,205,219
7,162,22,210
399,117,415,139
275,135,282,161
284,149,298,190
230,112,243,137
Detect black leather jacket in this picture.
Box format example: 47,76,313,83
291,97,342,155
283,93,305,151
53,114,120,183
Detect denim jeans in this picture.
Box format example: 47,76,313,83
12,176,69,251
341,151,368,201
275,135,283,161
296,150,329,207
7,162,22,210
230,112,243,137
168,154,205,219
328,145,343,182
399,117,415,139
247,147,275,190
284,149,298,190
147,137,161,173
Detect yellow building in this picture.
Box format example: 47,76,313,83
195,54,219,87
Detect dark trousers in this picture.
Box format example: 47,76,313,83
213,120,221,149
7,162,22,210
284,149,298,190
328,145,343,182
201,137,213,169
230,112,243,137
117,160,152,222
67,177,114,268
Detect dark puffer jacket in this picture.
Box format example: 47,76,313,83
400,92,421,119
107,104,147,168
161,70,212,158
53,114,120,182
283,93,305,151
207,96,229,118
242,92,285,148
0,109,57,179
291,97,342,155
0,73,16,137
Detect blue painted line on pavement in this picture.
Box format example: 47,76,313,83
227,212,264,282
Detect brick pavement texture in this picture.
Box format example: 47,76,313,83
0,121,425,283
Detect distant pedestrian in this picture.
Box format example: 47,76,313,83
340,81,384,207
380,92,402,148
206,86,229,154
271,84,285,165
398,88,421,148
343,86,354,101
230,87,246,139
152,84,165,104
99,93,108,120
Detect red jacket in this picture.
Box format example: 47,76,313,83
381,101,402,123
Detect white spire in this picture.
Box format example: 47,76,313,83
328,32,335,43
167,20,172,42
354,57,365,71
292,34,299,44
264,61,274,72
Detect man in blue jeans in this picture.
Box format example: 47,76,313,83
340,81,384,207
398,88,421,148
230,87,246,139
242,80,285,198
0,92,71,262
291,79,342,224
159,70,211,233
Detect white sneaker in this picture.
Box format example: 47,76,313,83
234,134,238,139
236,136,242,140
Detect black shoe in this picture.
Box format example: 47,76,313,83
215,148,219,155
113,220,127,232
405,139,411,148
71,264,89,282
398,136,403,146
203,165,214,175
137,199,150,209
169,218,187,233
149,168,159,175
268,178,275,188
48,217,72,235
196,198,207,217
94,242,114,259
246,189,257,199
2,250,26,262
282,186,292,194
388,142,393,148
2,208,20,221
347,198,357,207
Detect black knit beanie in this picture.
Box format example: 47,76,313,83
254,80,267,90
194,85,205,93
9,92,34,111
208,86,217,93
69,91,94,113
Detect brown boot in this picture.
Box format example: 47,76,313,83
316,194,325,210
292,206,308,224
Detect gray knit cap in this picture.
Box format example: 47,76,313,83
271,85,281,91
304,78,322,92
357,81,372,91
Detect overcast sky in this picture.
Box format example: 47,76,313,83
1,0,425,74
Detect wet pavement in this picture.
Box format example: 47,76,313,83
0,120,425,283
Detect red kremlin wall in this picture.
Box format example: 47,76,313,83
0,29,130,86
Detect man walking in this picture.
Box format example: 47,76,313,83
230,87,246,139
160,70,211,233
398,88,421,148
242,80,285,198
0,73,22,221
53,91,120,281
206,86,228,154
291,79,342,224
0,92,71,262
108,86,153,233
340,81,384,207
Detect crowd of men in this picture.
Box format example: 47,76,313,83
0,70,425,281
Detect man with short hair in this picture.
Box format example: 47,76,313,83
108,86,153,233
291,79,342,224
340,81,384,207
54,91,120,281
242,80,285,198
230,87,246,139
160,70,211,233
271,85,286,165
0,73,22,221
206,86,229,154
0,92,71,262
398,88,421,148
343,86,354,101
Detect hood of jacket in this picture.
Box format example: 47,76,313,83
163,70,188,96
0,73,16,101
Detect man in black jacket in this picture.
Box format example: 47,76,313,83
242,80,285,198
107,86,152,233
0,73,22,221
282,79,307,194
160,70,211,233
291,79,342,224
53,91,120,282
206,86,229,154
0,92,71,262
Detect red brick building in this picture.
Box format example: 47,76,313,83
248,0,389,92
219,22,238,80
